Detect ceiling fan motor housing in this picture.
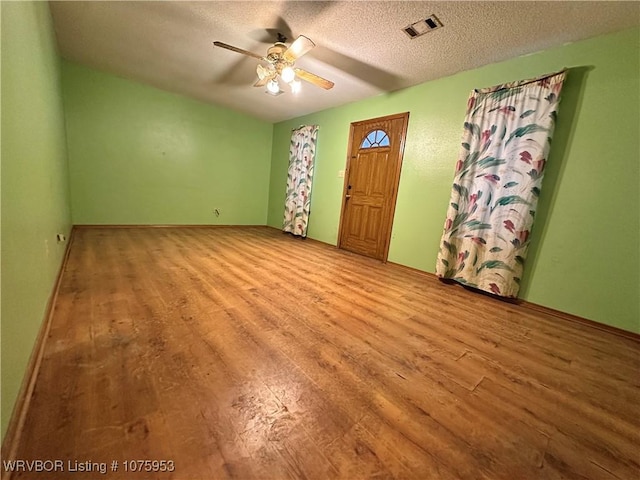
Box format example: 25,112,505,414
266,43,287,62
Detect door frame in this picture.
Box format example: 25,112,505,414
337,112,410,262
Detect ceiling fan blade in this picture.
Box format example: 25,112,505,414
283,35,315,63
294,68,334,90
311,45,404,91
254,77,269,87
213,41,264,61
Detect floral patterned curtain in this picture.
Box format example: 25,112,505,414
436,71,566,297
283,125,318,237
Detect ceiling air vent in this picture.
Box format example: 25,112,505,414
403,14,443,39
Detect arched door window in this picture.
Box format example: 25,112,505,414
360,129,390,148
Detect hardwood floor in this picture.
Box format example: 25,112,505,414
8,227,639,479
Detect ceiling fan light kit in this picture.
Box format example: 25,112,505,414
266,79,282,95
214,34,334,96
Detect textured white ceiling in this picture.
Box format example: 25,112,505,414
49,1,640,122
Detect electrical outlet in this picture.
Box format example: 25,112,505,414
56,233,66,242
214,209,220,217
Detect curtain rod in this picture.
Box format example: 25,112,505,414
476,68,567,93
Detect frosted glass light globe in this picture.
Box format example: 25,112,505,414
281,66,295,84
267,79,280,94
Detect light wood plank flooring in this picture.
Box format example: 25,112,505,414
9,227,640,479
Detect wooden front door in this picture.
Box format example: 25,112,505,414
338,112,409,261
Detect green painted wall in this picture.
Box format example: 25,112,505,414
62,62,273,225
268,27,640,333
1,2,72,438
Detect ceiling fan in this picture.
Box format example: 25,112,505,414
213,34,334,95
